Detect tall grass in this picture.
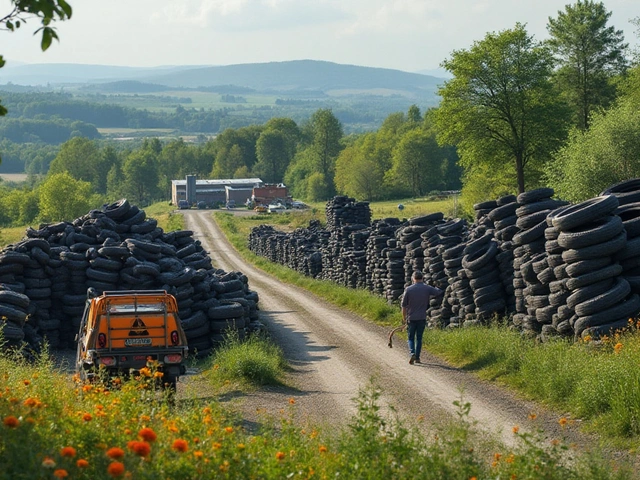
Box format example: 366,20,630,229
0,343,630,479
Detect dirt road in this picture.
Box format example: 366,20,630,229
182,210,588,449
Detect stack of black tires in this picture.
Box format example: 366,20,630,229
0,199,261,357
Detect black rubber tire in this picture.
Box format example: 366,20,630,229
561,231,626,263
574,277,631,317
180,310,208,330
184,322,211,340
475,297,506,316
565,257,611,278
474,290,504,306
614,236,640,261
462,242,498,271
523,283,548,296
90,257,122,271
536,305,555,324
516,210,551,230
408,213,444,226
550,195,619,231
549,290,570,307
549,279,567,293
557,215,623,250
512,220,547,246
615,203,640,238
473,200,498,211
488,203,518,222
517,188,555,205
102,198,131,219
528,295,550,309
580,318,630,339
565,263,622,291
0,304,27,323
463,233,493,256
86,268,119,283
515,199,564,218
208,303,245,320
465,263,497,281
0,251,31,266
0,290,30,309
537,267,556,284
574,294,640,335
546,254,564,268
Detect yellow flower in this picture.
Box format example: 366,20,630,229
237,443,245,450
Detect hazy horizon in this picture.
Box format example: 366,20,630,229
0,1,637,74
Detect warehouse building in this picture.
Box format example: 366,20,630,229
171,176,263,207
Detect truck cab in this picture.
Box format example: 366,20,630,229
75,290,189,390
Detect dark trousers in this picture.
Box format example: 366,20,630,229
407,319,426,359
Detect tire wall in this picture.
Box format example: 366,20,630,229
248,185,640,341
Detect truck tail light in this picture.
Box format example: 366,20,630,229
170,331,180,346
164,354,182,364
100,356,116,366
98,333,107,348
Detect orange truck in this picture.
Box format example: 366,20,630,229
75,289,189,390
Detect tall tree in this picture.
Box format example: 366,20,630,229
435,23,568,194
48,137,109,192
547,1,627,130
254,130,288,184
309,108,343,195
121,149,160,206
335,133,385,201
390,129,444,196
39,172,98,222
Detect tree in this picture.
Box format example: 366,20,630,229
211,144,244,179
390,129,444,196
254,130,288,183
1,1,73,116
435,23,568,194
309,109,343,195
39,172,98,221
121,149,160,206
335,133,385,201
48,137,108,192
545,101,640,202
547,1,628,130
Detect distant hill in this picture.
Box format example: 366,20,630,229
0,64,205,86
0,60,445,98
139,60,445,93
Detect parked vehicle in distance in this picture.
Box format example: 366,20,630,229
75,289,189,391
268,204,287,214
178,200,190,210
291,201,308,209
226,200,236,209
197,201,207,209
254,205,268,213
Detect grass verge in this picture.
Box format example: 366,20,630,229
0,345,630,479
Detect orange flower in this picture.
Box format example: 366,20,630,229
60,447,76,458
42,457,56,468
528,413,537,420
558,417,568,427
132,441,151,457
203,407,212,415
82,413,92,422
23,397,37,407
82,385,92,393
172,439,188,453
512,426,519,434
139,367,152,377
194,451,204,459
153,371,164,379
76,459,89,468
140,415,151,423
53,469,68,479
614,342,623,354
319,445,327,453
3,416,19,428
106,447,125,459
138,427,157,443
212,442,222,450
275,451,285,461
23,379,30,386
289,398,296,405
224,426,233,434
107,461,125,478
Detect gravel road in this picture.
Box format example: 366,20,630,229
182,209,593,450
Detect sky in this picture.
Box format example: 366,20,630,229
1,0,638,73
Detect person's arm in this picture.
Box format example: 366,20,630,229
402,306,408,324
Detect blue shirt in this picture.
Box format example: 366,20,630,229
401,282,443,321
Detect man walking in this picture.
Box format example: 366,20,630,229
401,271,443,365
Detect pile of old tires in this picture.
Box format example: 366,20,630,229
0,199,260,357
247,182,640,341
